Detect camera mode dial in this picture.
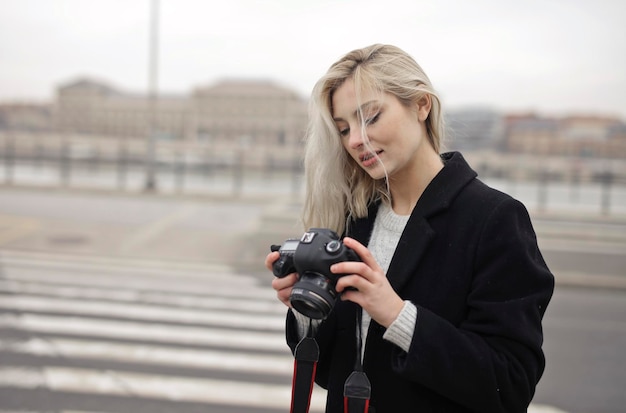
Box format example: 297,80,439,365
326,240,341,254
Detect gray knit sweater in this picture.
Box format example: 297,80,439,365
293,202,417,355
363,202,417,355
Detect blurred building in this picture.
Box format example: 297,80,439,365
504,114,626,158
2,77,625,161
445,108,503,151
51,77,307,149
54,78,189,139
0,102,51,132
190,79,308,148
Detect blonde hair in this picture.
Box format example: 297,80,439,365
301,44,445,235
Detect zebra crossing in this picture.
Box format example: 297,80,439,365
0,249,327,413
0,249,567,413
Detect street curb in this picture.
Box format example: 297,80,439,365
555,271,626,291
529,405,570,413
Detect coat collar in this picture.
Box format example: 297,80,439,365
347,151,477,293
412,151,478,219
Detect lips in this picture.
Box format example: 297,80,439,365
360,150,383,167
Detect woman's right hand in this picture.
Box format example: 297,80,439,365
265,251,298,308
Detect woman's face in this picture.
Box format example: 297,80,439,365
331,78,432,181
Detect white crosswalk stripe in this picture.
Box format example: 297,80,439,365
0,249,566,413
0,249,326,412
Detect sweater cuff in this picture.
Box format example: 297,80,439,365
383,301,417,352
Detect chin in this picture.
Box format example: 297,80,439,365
365,167,388,181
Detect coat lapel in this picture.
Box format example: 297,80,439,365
349,152,478,294
389,152,478,292
386,216,435,293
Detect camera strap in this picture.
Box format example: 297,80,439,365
289,311,371,413
290,321,319,413
343,308,371,413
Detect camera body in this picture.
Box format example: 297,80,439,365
272,228,361,319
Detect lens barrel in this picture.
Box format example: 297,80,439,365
290,272,338,319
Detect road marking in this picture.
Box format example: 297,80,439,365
0,266,274,300
0,337,293,375
0,364,565,413
538,238,626,255
0,252,243,283
0,366,327,412
0,247,570,413
528,406,570,413
0,279,284,314
0,294,285,331
0,248,234,275
555,271,626,290
0,313,285,352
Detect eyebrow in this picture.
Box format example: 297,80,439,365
332,100,380,122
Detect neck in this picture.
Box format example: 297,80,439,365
388,150,443,215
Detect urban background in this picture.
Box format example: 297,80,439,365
1,71,625,413
1,1,625,413
1,75,625,215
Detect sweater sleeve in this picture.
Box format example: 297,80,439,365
383,300,417,352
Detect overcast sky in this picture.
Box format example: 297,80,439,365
1,0,624,119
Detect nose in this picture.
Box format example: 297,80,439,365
348,128,365,149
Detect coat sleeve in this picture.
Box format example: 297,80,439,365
391,197,555,412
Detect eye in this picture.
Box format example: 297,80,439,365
338,127,350,138
365,112,380,126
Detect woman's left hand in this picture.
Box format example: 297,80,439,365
332,237,405,328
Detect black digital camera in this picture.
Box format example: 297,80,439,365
271,228,361,320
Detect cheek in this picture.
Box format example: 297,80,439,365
340,138,349,152
342,141,358,160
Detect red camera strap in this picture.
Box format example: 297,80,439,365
290,310,371,413
290,337,319,413
343,308,371,413
343,370,371,413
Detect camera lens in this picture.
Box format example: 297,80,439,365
291,296,330,320
290,272,338,319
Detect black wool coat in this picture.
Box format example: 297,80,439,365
286,151,555,413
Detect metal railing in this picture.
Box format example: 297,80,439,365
1,132,625,216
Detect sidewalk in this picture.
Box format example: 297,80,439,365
0,186,624,290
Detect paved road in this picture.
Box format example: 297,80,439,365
1,187,625,412
534,286,626,413
0,249,574,413
0,249,326,412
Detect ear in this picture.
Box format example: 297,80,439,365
416,94,432,122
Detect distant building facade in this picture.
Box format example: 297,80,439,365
503,114,626,158
0,102,51,132
445,108,503,151
2,77,625,160
53,78,189,139
190,79,308,148
49,77,308,149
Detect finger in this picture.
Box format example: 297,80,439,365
339,288,359,303
271,273,298,308
331,261,369,279
335,274,366,293
265,251,280,271
342,237,380,269
271,272,298,290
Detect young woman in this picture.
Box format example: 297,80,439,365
266,44,554,412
